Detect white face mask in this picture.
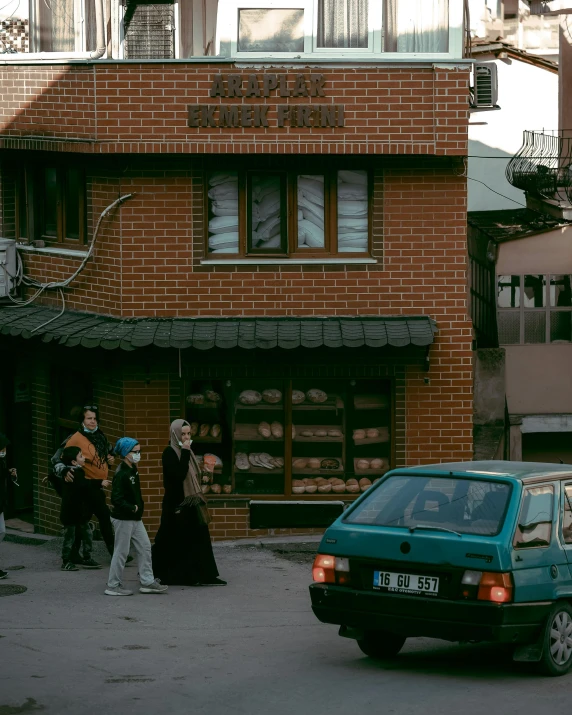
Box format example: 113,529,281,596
130,452,141,463
0,451,6,459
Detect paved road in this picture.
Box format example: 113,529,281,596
0,537,569,715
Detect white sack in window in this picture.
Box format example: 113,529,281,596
338,170,368,185
298,219,325,248
263,233,282,248
253,177,280,202
208,182,238,200
300,174,324,183
338,231,368,244
338,217,368,233
338,182,367,200
254,191,281,221
209,231,239,249
212,199,240,216
211,247,239,253
298,177,325,206
255,213,281,241
209,172,238,187
209,215,239,234
301,207,324,229
338,200,368,217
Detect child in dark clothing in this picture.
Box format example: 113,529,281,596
60,446,102,571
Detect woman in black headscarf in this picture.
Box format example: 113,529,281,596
152,419,226,586
0,432,17,580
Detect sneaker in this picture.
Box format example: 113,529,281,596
197,578,227,586
125,555,135,567
0,569,7,579
61,561,80,572
104,586,134,596
139,580,168,594
81,558,102,570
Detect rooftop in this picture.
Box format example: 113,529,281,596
467,208,569,243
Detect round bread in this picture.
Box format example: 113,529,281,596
262,388,282,404
293,458,307,470
210,424,221,438
187,393,204,405
353,429,366,440
303,478,317,486
300,430,314,437
366,428,380,439
346,478,359,486
357,459,370,470
314,429,328,437
359,478,372,487
270,422,283,439
199,423,210,437
306,389,328,404
332,478,345,486
332,483,346,493
370,458,384,470
292,486,306,494
190,422,199,437
292,390,306,404
292,479,305,488
308,458,321,470
210,483,222,494
205,390,221,403
327,477,338,484
318,483,332,493
360,483,371,492
315,477,328,485
346,482,360,494
328,429,343,438
239,390,262,405
305,485,318,494
222,484,232,494
258,421,271,438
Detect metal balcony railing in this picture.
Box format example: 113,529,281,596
506,130,572,205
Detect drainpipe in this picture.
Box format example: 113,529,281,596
0,0,106,62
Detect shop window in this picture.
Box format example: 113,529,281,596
15,164,86,246
207,167,370,257
218,0,459,57
53,371,93,446
184,378,392,497
35,0,99,52
123,0,176,60
513,485,554,549
497,274,572,344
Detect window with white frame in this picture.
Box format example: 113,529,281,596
217,0,461,57
497,274,572,344
33,0,99,52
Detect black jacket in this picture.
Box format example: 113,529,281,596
0,458,8,515
60,466,90,526
111,462,144,520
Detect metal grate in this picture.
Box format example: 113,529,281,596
497,312,520,345
524,312,546,343
124,0,175,60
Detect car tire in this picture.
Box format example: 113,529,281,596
357,631,406,660
538,602,572,676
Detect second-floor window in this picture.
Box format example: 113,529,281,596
206,166,370,257
497,274,572,344
16,163,86,247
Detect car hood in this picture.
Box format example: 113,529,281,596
319,523,511,572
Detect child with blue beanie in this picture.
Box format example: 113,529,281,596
105,437,168,596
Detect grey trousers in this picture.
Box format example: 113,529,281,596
108,517,154,588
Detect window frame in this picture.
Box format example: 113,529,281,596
119,0,181,59
497,273,572,345
16,161,87,247
513,483,555,550
217,0,463,60
204,163,373,259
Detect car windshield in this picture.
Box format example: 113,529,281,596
344,474,512,536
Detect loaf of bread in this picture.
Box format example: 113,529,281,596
262,388,282,404
210,424,221,438
359,478,372,492
370,458,383,469
273,457,284,468
366,428,380,439
235,453,250,471
306,389,328,404
293,485,306,494
293,458,308,469
332,483,346,493
258,421,271,438
187,394,204,405
223,484,232,494
328,429,343,438
300,430,314,437
239,390,262,405
271,422,283,439
190,422,199,437
292,390,306,404
303,478,317,486
308,458,321,470
210,483,222,494
346,480,360,494
357,459,370,470
205,390,221,403
353,429,366,440
318,483,332,494
314,429,328,437
199,424,210,437
292,479,305,488
305,484,318,494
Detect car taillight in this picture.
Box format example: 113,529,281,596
460,570,513,603
312,554,351,585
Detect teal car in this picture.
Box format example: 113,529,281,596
309,461,572,676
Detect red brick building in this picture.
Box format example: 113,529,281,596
0,0,475,539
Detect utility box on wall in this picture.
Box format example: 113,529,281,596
249,500,345,530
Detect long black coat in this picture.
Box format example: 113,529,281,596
0,459,8,515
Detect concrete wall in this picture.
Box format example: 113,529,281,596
468,56,558,211
496,224,572,273
505,344,572,414
474,348,506,425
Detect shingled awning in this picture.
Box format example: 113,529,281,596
0,306,437,351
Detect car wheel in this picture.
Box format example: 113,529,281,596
539,603,572,676
357,631,406,660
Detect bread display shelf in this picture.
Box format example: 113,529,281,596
353,459,390,477
353,427,390,446
188,401,222,410
234,424,284,442
353,395,390,410
293,425,343,443
192,436,223,444
234,467,284,475
293,461,344,476
292,395,344,411
234,401,283,411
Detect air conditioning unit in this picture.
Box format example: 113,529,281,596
470,63,499,111
0,238,17,298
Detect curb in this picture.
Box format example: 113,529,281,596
214,534,322,549
4,529,56,546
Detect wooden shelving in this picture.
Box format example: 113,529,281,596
292,459,344,476
293,424,343,443
354,395,390,410
292,395,344,411
234,423,284,442
352,426,390,446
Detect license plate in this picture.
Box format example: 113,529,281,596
373,570,439,596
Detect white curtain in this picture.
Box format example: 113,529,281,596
50,0,76,52
317,0,368,49
385,0,449,53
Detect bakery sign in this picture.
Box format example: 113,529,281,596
187,73,345,129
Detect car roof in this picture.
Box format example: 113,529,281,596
393,461,572,484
